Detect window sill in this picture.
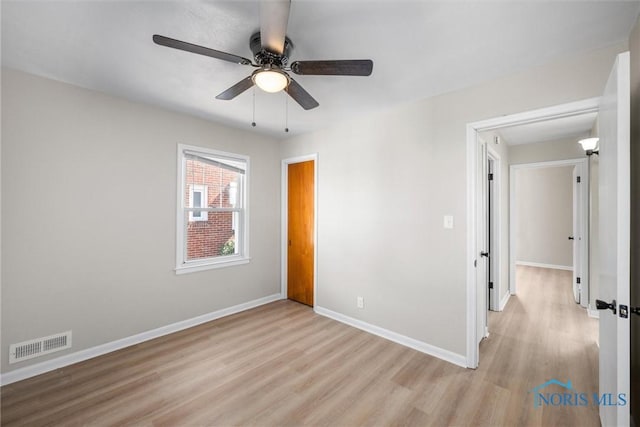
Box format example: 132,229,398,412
175,257,251,275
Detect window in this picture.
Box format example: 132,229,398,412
189,184,208,222
176,144,249,273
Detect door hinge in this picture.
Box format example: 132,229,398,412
488,282,494,289
577,176,581,183
488,173,494,181
576,277,581,284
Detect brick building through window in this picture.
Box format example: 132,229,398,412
183,152,244,261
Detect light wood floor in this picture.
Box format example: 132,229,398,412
1,266,599,426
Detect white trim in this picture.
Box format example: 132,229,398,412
281,154,319,305
0,293,283,386
314,306,467,368
466,97,600,369
467,97,600,131
499,292,511,311
175,257,251,274
515,261,573,271
511,158,589,169
465,125,478,368
477,139,488,345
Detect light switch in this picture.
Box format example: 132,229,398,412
444,215,454,229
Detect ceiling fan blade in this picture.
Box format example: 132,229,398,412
215,76,255,100
286,78,319,110
291,60,373,76
260,0,291,55
153,35,252,66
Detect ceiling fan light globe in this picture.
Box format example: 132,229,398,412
254,70,289,93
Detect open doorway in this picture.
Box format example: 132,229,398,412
510,159,589,307
467,52,631,425
466,97,600,368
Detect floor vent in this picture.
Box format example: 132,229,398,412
9,331,72,364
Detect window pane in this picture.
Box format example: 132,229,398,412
185,158,242,209
217,175,241,208
192,191,202,219
185,211,238,261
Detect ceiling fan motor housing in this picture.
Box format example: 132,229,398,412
249,32,293,67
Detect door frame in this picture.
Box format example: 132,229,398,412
281,154,319,306
466,97,600,368
508,159,589,301
476,141,502,342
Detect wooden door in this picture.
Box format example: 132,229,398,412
287,161,314,306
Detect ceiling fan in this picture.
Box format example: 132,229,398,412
153,0,373,110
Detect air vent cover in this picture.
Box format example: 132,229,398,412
9,331,72,364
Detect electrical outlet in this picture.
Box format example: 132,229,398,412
357,296,364,309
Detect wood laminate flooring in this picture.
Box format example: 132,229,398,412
1,266,599,426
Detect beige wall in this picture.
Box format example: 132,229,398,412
1,69,282,374
280,42,626,356
515,166,574,267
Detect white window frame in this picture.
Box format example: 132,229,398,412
188,184,208,222
176,144,250,274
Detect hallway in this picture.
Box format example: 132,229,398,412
478,265,600,425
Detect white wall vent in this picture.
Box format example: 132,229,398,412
9,331,72,364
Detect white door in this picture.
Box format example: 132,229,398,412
572,166,580,304
488,157,496,312
597,51,630,427
476,139,488,344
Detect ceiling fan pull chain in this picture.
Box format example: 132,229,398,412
251,87,256,127
284,92,289,133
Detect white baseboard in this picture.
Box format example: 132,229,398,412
314,306,467,368
1,293,283,386
516,261,572,271
588,307,600,319
499,292,511,311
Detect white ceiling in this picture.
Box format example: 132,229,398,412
498,111,598,146
2,1,639,138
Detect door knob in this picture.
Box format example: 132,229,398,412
480,251,489,258
596,299,617,315
631,307,640,316
568,236,574,240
